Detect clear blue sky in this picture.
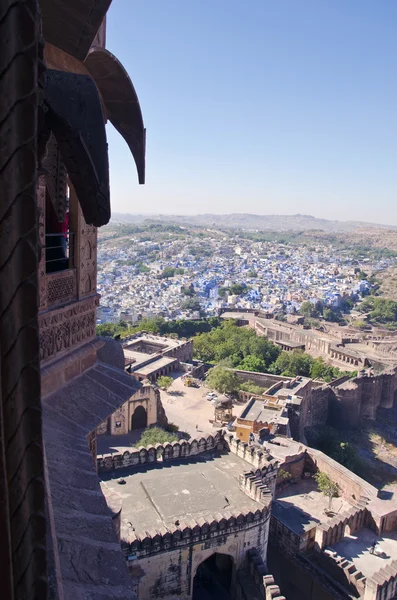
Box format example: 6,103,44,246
106,0,397,224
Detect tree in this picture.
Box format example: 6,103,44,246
157,376,173,391
273,350,313,377
314,471,340,509
135,427,178,447
236,355,267,373
206,366,241,394
299,300,321,318
239,381,266,395
248,270,257,278
181,297,201,311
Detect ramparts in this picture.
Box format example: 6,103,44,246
235,548,286,600
97,430,226,472
124,505,270,559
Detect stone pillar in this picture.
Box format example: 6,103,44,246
69,185,98,300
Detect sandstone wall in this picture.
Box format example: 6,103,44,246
234,548,286,600
96,383,161,436
329,368,397,428
130,517,270,600
97,431,226,472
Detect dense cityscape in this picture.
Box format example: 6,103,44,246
96,223,395,325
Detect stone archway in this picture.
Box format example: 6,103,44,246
193,553,234,599
131,405,147,430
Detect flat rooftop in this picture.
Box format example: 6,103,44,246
330,527,397,579
240,400,282,422
134,356,177,376
100,451,261,539
273,479,352,535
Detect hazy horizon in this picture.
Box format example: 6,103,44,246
106,1,397,225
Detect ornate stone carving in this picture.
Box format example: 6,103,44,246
46,269,77,308
37,177,48,310
39,296,99,363
78,205,97,297
43,133,68,222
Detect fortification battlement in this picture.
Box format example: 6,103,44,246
365,559,397,599
226,434,279,473
244,548,287,600
123,506,270,559
239,471,273,506
97,431,226,473
315,506,369,551
318,549,366,597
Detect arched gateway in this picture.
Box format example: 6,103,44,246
193,553,234,599
131,405,147,430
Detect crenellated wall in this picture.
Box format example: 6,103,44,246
97,431,226,472
234,548,287,600
314,505,369,551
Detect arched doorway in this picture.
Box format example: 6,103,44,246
131,405,147,430
193,553,234,599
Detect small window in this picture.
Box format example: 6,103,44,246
115,421,121,428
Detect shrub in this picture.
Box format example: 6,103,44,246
135,427,178,447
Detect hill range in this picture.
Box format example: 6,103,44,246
111,212,396,233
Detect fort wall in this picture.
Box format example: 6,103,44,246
97,430,226,472
234,548,286,600
128,516,271,600
305,448,377,505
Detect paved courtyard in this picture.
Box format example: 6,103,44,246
330,527,397,579
100,451,261,539
273,479,352,535
159,372,224,437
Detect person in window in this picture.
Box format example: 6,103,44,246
45,194,69,272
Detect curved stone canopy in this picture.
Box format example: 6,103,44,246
45,69,110,226
85,47,146,184
40,0,111,61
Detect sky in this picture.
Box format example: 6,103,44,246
106,0,397,224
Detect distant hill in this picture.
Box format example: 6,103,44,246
111,212,396,233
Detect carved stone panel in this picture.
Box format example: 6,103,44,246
78,204,97,298
46,269,77,308
39,295,99,363
37,176,47,310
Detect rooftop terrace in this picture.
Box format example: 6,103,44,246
100,451,262,540
330,527,397,579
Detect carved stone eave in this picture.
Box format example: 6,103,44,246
40,0,111,61
45,69,110,226
85,47,146,184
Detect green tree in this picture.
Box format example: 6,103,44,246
206,366,241,394
248,270,257,278
299,301,321,318
236,355,267,373
273,350,313,377
239,381,266,395
159,266,176,278
181,297,201,311
313,471,340,509
157,376,173,390
135,427,178,447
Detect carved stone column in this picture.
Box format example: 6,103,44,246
69,185,98,299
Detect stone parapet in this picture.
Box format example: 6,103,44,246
226,434,278,471
314,505,369,551
243,548,286,599
125,505,270,559
97,431,226,473
315,549,366,597
365,560,397,600
239,471,273,506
